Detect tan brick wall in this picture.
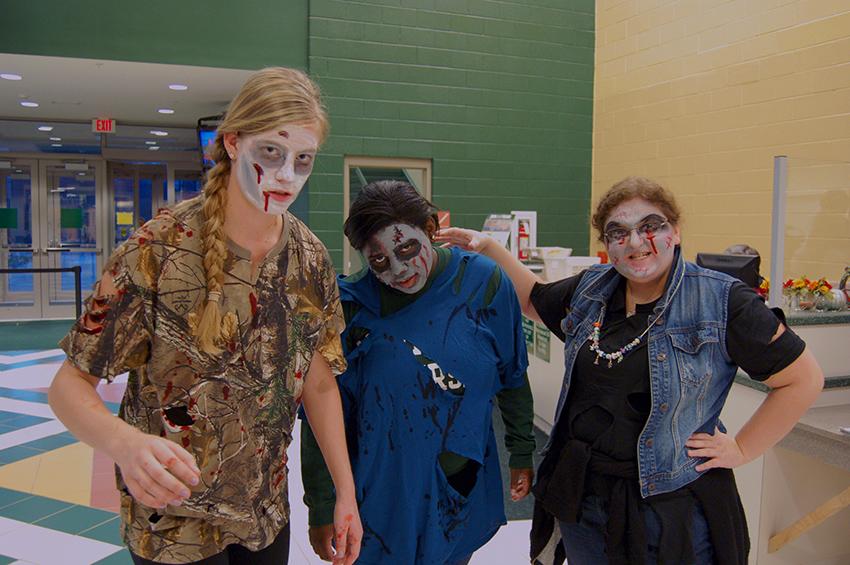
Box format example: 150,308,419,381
593,0,850,283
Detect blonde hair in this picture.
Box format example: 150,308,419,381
195,67,329,354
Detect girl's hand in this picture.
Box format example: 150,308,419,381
331,497,362,565
433,227,492,253
510,467,534,501
112,428,201,509
686,427,748,471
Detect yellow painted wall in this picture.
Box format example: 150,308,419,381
592,0,850,283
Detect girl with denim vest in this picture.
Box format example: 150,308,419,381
437,176,824,565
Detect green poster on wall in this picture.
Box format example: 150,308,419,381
522,316,535,353
0,208,17,229
535,322,550,363
60,208,83,229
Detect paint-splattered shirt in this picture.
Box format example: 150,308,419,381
60,196,345,563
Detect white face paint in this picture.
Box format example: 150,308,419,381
363,223,435,294
233,124,319,215
603,198,680,284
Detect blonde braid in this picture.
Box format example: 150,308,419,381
195,138,231,354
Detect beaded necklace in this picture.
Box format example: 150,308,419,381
588,266,685,367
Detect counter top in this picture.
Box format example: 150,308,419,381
778,404,850,472
734,371,850,392
787,310,850,326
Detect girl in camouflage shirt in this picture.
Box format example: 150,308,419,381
49,68,361,565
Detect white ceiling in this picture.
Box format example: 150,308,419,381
0,53,253,127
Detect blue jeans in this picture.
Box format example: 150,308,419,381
559,495,715,565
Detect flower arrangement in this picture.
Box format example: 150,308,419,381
757,278,769,299
809,277,832,296
782,277,811,296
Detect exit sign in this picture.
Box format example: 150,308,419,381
92,119,116,133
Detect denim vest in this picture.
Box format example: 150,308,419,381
547,249,738,498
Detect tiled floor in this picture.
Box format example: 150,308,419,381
0,349,532,564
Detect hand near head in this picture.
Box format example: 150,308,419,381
510,467,534,501
433,227,492,254
686,427,748,471
113,428,201,509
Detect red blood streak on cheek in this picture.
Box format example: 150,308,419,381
665,235,673,248
253,163,264,185
647,234,658,254
263,192,270,212
612,256,620,266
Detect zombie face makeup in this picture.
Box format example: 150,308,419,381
363,223,435,294
603,198,680,284
233,124,319,215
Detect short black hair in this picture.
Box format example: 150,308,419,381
344,180,439,250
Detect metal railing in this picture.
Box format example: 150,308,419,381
0,266,82,318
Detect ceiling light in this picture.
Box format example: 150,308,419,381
145,141,157,145
149,130,168,136
1,73,22,81
157,108,175,114
51,143,62,147
49,137,61,141
77,172,86,176
168,84,188,91
20,101,39,108
38,125,54,132
149,146,161,151
15,169,23,173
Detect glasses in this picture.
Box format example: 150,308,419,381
604,219,668,244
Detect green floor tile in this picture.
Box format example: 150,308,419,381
0,445,43,464
3,414,51,428
0,410,24,423
80,516,123,546
24,433,78,451
92,548,132,564
33,504,116,535
0,487,32,509
0,555,16,565
0,494,71,522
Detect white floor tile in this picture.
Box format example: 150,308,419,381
0,350,64,364
0,420,67,450
0,399,55,419
0,517,123,564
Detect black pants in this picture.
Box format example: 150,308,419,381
130,523,290,565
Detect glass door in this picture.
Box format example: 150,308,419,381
39,162,102,319
0,159,41,319
108,163,166,250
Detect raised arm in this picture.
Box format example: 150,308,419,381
435,227,544,322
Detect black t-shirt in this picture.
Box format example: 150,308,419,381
530,270,805,382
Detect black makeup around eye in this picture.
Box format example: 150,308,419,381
395,239,422,261
605,213,667,232
368,255,390,273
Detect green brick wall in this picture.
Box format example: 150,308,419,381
308,0,595,266
0,0,308,71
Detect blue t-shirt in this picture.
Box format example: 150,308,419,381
338,248,528,564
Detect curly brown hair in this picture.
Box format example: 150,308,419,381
591,176,682,242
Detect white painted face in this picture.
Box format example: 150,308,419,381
603,198,680,284
233,124,319,215
363,223,435,294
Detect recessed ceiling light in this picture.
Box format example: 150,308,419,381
49,137,61,141
20,101,39,108
51,143,62,147
157,108,175,114
15,169,22,173
149,146,161,151
145,141,157,145
77,172,86,176
1,73,22,81
38,125,54,132
149,130,169,136
168,84,188,91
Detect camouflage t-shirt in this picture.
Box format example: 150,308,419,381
60,196,346,563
